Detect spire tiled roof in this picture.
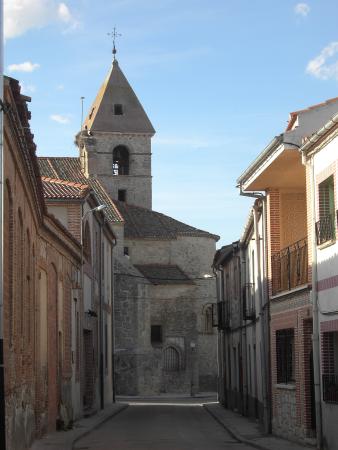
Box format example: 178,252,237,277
41,177,90,200
83,60,155,135
38,157,124,223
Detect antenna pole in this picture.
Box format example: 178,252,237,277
80,96,85,131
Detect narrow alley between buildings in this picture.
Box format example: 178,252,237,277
73,397,252,450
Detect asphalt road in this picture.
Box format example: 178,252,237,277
74,399,253,450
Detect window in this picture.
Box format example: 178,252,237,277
322,331,338,403
113,145,129,175
276,328,295,384
163,346,180,371
83,221,91,262
151,325,162,345
316,176,336,245
123,246,129,257
114,104,123,115
203,304,213,334
118,189,126,202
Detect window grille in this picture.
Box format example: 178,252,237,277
276,328,295,384
163,346,180,371
271,238,308,295
316,176,336,245
322,331,338,403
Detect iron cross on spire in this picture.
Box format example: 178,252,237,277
108,27,122,61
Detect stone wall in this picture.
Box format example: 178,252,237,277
82,132,152,209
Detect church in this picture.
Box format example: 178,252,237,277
38,54,219,395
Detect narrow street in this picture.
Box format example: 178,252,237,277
74,398,253,450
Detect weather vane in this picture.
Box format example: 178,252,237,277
107,27,122,61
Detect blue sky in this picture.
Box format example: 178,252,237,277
5,0,338,246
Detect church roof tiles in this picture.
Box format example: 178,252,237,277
38,157,219,241
83,60,155,135
38,157,124,223
134,264,193,285
115,200,219,241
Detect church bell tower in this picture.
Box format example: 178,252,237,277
79,54,155,210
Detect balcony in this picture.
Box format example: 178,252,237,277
271,238,308,296
212,301,230,330
243,283,255,320
316,213,336,246
323,374,338,403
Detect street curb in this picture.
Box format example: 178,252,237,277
203,403,271,450
71,403,129,449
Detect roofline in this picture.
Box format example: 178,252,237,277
236,134,284,187
286,96,338,131
300,112,338,156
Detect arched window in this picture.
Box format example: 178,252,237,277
112,145,129,175
83,221,91,263
163,346,180,371
202,304,213,334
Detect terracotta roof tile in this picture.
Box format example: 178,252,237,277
41,177,90,200
38,157,124,223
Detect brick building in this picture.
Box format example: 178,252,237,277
300,111,338,450
3,77,83,448
229,97,338,444
41,177,116,417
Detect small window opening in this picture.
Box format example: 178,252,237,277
113,146,129,175
151,325,162,345
118,189,127,202
114,104,123,115
124,246,129,257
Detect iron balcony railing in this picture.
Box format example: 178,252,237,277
323,374,338,403
271,237,308,295
212,301,230,330
316,213,336,245
242,283,255,320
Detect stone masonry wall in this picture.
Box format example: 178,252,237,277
82,132,152,209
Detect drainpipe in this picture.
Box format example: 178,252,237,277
111,237,116,402
239,243,248,416
0,1,5,448
239,185,270,433
304,154,322,449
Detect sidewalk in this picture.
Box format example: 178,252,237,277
30,403,128,450
203,402,315,450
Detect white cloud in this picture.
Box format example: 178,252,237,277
4,0,79,39
294,3,310,16
58,3,71,22
56,84,64,90
20,82,36,94
7,61,40,72
306,42,338,80
50,114,70,124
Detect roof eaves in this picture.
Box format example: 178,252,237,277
237,134,284,188
300,112,338,156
